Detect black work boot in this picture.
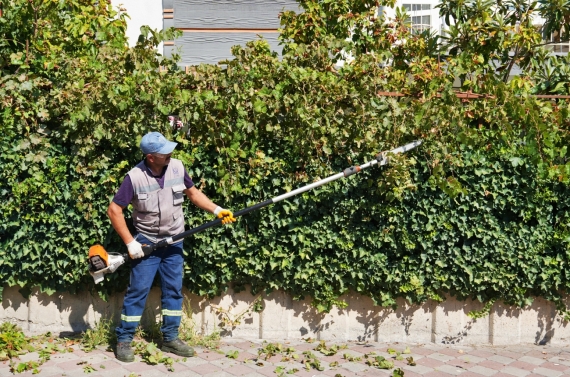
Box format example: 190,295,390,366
161,338,195,357
115,341,135,362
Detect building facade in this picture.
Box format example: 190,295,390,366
116,0,567,67
117,0,299,65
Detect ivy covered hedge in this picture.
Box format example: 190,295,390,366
1,0,570,314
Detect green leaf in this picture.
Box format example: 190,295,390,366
253,100,267,114
509,157,523,167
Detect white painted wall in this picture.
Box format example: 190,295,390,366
112,0,163,47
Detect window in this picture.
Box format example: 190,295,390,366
410,16,431,32
403,4,431,11
403,4,432,32
545,29,569,54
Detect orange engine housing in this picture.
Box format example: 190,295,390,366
88,245,109,266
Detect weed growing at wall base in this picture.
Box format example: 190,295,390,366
81,319,116,352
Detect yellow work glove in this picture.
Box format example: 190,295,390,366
213,206,236,225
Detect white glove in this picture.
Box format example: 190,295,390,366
126,239,144,259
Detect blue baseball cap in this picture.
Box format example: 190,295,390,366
140,132,177,155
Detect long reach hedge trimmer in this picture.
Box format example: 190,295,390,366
88,140,422,284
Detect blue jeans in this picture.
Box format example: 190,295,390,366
116,234,184,343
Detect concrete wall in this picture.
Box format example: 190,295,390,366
2,285,570,345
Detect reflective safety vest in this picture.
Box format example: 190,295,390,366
127,158,186,242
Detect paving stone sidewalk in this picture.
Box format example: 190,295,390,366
2,338,570,377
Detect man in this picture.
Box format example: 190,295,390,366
107,131,235,362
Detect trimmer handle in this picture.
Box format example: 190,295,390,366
142,244,156,256
140,217,226,256
141,239,169,256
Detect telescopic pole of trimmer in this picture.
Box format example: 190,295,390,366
141,140,422,255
